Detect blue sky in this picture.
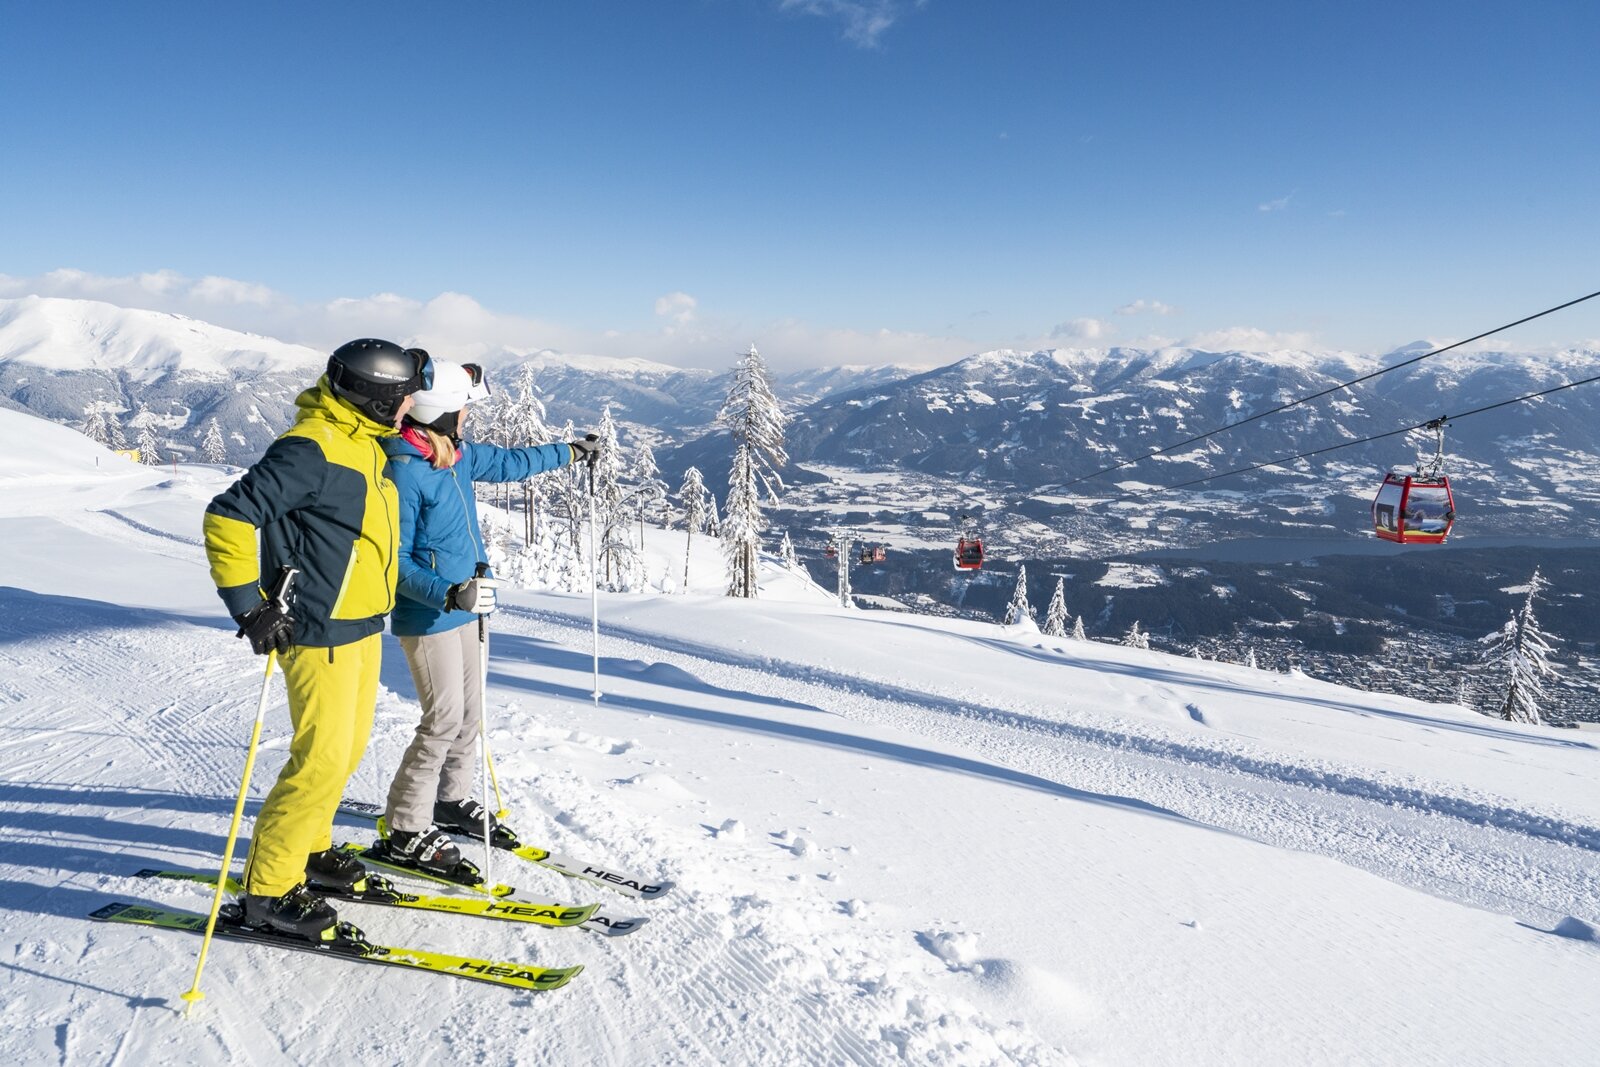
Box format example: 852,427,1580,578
3,1,1597,368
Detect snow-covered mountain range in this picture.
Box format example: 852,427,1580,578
4,294,1599,549
0,296,918,459
783,342,1600,538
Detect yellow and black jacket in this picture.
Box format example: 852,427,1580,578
204,377,401,648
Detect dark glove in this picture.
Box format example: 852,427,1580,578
568,435,601,466
234,600,294,656
445,576,499,614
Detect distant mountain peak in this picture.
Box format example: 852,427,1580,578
0,294,323,381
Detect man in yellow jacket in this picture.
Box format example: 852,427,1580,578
203,339,429,939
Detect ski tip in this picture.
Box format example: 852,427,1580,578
637,881,674,901
586,913,648,937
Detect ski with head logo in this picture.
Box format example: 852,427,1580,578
132,868,598,928
338,798,673,901
90,901,581,991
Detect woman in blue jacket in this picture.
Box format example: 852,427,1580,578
379,360,598,873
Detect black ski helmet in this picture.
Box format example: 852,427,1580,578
326,339,431,424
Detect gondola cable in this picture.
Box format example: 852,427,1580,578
1093,369,1600,502
1059,288,1600,489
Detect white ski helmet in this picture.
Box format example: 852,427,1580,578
407,361,490,426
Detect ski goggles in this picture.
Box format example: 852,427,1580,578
403,349,436,393
461,362,491,403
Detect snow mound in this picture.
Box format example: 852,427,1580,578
0,406,168,515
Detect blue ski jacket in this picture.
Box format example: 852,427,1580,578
384,434,574,637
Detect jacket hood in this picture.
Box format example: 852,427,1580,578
295,375,399,438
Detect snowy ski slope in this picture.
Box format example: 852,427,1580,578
0,407,1597,1066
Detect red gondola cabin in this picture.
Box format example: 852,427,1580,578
1372,472,1456,544
954,537,984,570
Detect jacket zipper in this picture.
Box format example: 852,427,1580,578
374,438,396,611
449,460,486,565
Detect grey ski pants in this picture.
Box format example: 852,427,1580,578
386,623,485,833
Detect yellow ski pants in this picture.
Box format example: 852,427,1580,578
244,633,381,897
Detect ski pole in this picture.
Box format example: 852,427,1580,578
182,565,296,1016
584,435,602,703
485,746,509,822
475,562,494,890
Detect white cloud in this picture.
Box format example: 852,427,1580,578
0,267,966,372
191,275,276,305
779,0,920,48
1184,326,1317,351
1116,299,1177,317
654,291,698,327
1050,317,1109,342
1258,194,1293,213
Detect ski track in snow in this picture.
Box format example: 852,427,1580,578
499,604,1600,928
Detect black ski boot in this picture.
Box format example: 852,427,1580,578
240,884,340,940
387,826,462,875
305,847,370,892
434,798,519,847
433,797,496,833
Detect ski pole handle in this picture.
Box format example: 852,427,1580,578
267,565,299,612
584,434,598,492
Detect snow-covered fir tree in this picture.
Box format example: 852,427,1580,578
1042,577,1069,636
1002,565,1034,626
105,407,128,451
1070,615,1087,641
1123,621,1150,650
628,441,669,539
1478,568,1557,725
592,407,630,585
722,444,763,598
476,363,554,514
80,407,109,447
678,466,707,592
600,522,647,592
542,418,586,557
779,531,800,571
201,418,227,464
133,404,161,465
705,493,720,538
718,344,788,598
717,344,789,502
1246,648,1259,670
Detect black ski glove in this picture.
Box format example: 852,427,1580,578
233,599,294,656
568,435,601,466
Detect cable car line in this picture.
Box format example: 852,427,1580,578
1059,287,1600,489
1097,369,1600,502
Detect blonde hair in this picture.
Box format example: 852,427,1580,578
420,426,457,469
